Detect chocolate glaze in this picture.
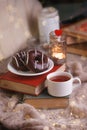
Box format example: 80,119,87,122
28,50,49,73
11,49,49,73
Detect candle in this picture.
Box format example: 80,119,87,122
49,29,66,65
52,52,65,59
51,44,65,59
51,48,66,65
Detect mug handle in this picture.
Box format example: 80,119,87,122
72,77,81,90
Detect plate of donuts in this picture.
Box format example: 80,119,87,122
7,58,54,76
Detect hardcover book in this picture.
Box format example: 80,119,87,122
63,19,87,40
0,64,65,95
24,88,69,109
67,42,87,56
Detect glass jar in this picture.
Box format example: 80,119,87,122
49,30,66,65
38,7,60,44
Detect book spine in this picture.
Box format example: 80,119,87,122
24,98,69,109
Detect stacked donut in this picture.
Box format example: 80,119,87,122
11,49,49,73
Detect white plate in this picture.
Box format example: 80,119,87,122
7,58,54,76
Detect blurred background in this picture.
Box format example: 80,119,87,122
39,0,87,21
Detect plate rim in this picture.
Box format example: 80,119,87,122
7,58,54,76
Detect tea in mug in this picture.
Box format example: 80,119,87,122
50,75,70,82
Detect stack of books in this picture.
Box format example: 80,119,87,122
63,19,87,56
0,64,69,109
23,88,69,109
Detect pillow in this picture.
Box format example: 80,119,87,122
0,0,42,60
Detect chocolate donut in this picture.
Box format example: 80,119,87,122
11,49,49,73
28,50,49,73
11,50,29,71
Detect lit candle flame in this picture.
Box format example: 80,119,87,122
52,52,65,59
51,45,65,59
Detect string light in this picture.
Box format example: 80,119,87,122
39,84,87,129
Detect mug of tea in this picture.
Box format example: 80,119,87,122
46,71,81,97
